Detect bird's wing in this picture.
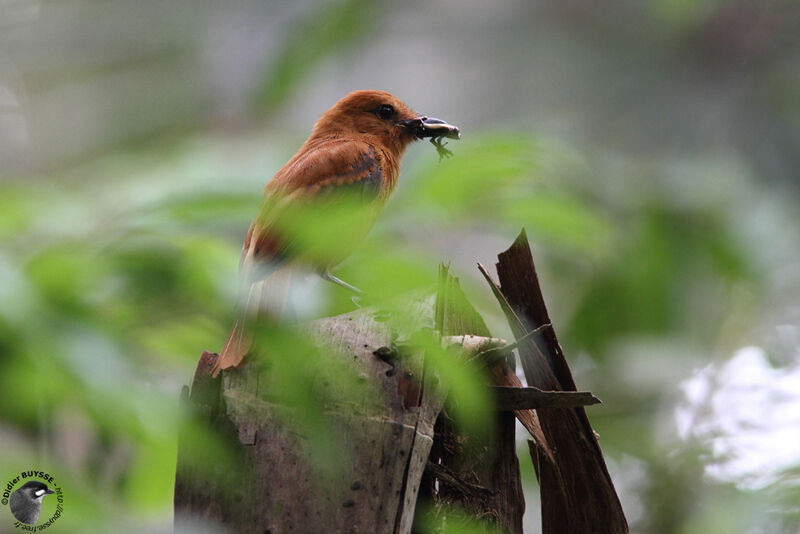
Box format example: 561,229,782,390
244,140,385,276
270,139,384,194
212,141,385,376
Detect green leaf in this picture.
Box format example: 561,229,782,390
503,189,613,254
255,0,380,111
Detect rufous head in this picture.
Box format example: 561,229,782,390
309,90,459,154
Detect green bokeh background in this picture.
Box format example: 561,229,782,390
2,1,800,532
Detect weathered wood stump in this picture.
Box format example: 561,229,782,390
175,302,447,533
175,232,628,534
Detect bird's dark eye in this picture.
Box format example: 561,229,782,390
374,104,396,121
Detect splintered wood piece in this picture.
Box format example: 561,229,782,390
441,334,507,356
491,229,628,534
427,264,525,534
491,386,601,410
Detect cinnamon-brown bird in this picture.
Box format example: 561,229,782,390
212,90,460,376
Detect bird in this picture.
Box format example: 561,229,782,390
9,481,54,525
211,90,460,377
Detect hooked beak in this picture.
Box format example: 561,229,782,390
399,116,461,140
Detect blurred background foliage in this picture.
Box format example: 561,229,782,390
2,0,800,532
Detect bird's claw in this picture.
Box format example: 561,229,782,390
321,271,363,294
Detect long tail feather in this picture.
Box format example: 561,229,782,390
211,262,295,377
212,319,251,377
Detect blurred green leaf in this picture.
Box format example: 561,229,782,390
0,3,795,530
255,0,380,111
248,321,368,476
337,242,439,302
651,0,717,29
0,187,46,238
416,504,505,534
124,436,178,511
503,188,613,254
407,135,538,218
26,245,106,315
418,333,493,438
567,204,755,354
154,192,258,224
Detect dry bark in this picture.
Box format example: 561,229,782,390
419,266,525,534
175,306,443,534
175,232,624,534
175,281,527,534
483,229,629,534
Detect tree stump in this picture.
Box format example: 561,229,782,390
175,233,627,534
175,302,446,533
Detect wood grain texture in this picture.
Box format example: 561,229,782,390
175,306,443,534
423,265,525,534
491,386,601,410
494,230,628,534
177,265,538,533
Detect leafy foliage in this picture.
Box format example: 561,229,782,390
2,1,799,533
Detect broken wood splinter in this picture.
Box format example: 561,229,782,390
491,386,601,410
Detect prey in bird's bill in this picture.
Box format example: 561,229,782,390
430,136,453,160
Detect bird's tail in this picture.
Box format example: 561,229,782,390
211,265,294,377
